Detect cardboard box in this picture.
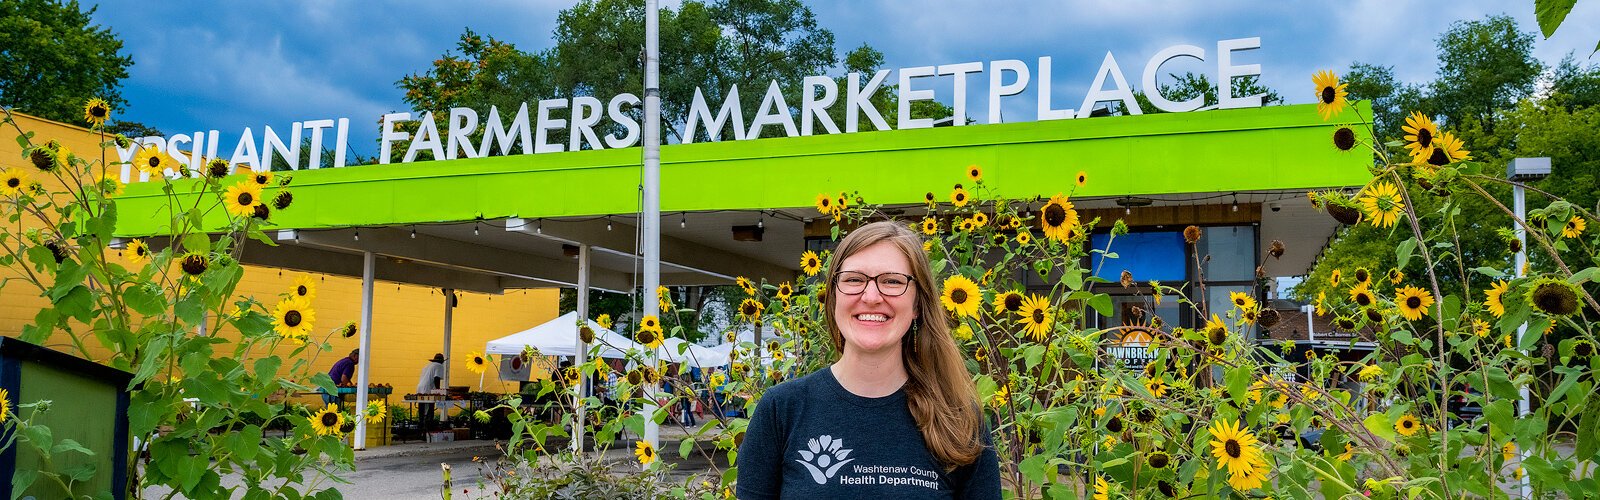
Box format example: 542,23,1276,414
452,428,470,440
427,431,454,443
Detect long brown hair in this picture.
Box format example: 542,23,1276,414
823,221,983,468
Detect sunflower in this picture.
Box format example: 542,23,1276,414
597,313,613,330
738,298,764,323
561,366,582,386
1358,181,1405,228
250,168,275,187
179,252,209,276
1226,458,1268,491
973,345,987,362
1205,314,1229,346
952,323,974,341
364,401,387,424
1349,286,1375,308
1394,414,1420,436
205,157,232,179
223,181,264,217
1426,131,1471,167
966,164,983,182
1017,294,1053,341
1332,125,1357,151
1143,377,1169,398
1482,280,1509,317
1209,419,1262,475
1016,232,1031,245
941,275,982,318
1395,286,1435,321
303,404,347,438
465,351,489,374
271,296,316,340
1314,290,1326,316
95,168,124,197
1329,269,1342,288
1527,278,1580,316
292,274,317,300
1,168,28,196
1037,194,1079,243
638,315,662,334
633,440,658,466
992,291,1025,315
83,98,111,126
958,218,976,232
951,186,970,207
1312,70,1348,120
775,282,793,302
799,250,822,276
1229,291,1257,311
273,191,294,210
1402,111,1438,162
736,277,756,296
1093,476,1110,500
1336,442,1355,462
1240,307,1259,325
920,216,940,235
1502,442,1518,463
1388,268,1404,285
1075,171,1088,187
123,238,151,265
1562,216,1586,239
133,146,176,177
339,322,358,338
1471,318,1491,337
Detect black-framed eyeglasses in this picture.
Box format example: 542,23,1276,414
833,271,915,297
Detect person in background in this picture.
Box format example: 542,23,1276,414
416,353,445,429
324,349,359,406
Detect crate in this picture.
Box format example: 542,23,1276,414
427,431,455,443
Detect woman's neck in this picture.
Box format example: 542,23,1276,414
831,349,908,398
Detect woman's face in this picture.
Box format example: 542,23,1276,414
834,241,919,356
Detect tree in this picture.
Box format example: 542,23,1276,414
0,0,132,124
1131,72,1282,115
1340,62,1424,139
1427,15,1543,132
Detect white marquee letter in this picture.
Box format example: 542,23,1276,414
1217,37,1264,109
1077,52,1141,118
683,86,746,143
1142,45,1206,112
1036,57,1075,120
800,75,839,135
938,62,982,125
479,104,532,156
535,98,569,154
403,112,445,162
846,70,891,133
748,80,799,138
988,60,1030,124
447,107,481,159
379,112,411,164
605,93,641,149
897,66,937,129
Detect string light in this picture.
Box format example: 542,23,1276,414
1231,192,1239,212
410,227,417,238
474,222,480,236
606,218,613,231
757,211,764,229
680,213,686,228
354,230,360,241
536,219,543,234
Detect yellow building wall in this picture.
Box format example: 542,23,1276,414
1,111,559,399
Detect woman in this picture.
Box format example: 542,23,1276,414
737,221,1000,499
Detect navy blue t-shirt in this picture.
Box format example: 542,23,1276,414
736,367,1001,499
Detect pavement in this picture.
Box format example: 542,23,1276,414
141,419,731,499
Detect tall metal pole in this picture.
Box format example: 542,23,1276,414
354,251,376,450
1512,183,1531,497
441,288,454,390
573,244,590,453
642,0,663,454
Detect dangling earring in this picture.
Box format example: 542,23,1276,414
909,318,920,353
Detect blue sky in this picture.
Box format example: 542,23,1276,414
87,1,1599,157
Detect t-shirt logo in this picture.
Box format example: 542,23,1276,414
795,435,855,484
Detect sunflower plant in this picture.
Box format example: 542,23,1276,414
1,106,349,498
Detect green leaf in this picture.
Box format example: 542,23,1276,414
182,232,211,254
1363,413,1396,442
52,438,95,456
1484,400,1513,441
55,285,94,323
1567,266,1600,284
1062,268,1083,290
1548,366,1583,405
1226,365,1250,406
1022,345,1046,369
679,437,696,458
1396,237,1418,270
1020,454,1050,484
1087,293,1112,317
123,282,168,316
1534,0,1577,37
1576,396,1599,461
255,356,282,381
1519,317,1550,350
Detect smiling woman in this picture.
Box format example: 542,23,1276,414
737,221,1000,499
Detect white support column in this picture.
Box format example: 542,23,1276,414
642,0,663,455
442,288,454,390
354,251,376,450
573,244,590,453
1513,183,1532,496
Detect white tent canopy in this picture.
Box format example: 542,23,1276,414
485,311,635,359
485,311,744,367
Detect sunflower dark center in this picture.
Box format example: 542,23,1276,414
743,303,756,315
1402,419,1414,429
321,413,339,426
1575,343,1593,356
1355,269,1369,282
1416,129,1433,145
1320,87,1335,104
1032,309,1045,323
1356,294,1371,306
1225,439,1242,458
284,310,302,327
1106,417,1122,432
1044,204,1067,226
951,288,969,304
91,106,107,117
1333,127,1356,150
6,178,17,188
1003,295,1023,311
1406,296,1422,308
956,192,966,201
237,192,254,205
147,157,160,168
1428,147,1450,166
1209,328,1227,345
1149,452,1169,468
1338,318,1356,330
1532,283,1578,315
969,168,979,177
135,246,147,256
297,285,308,296
256,175,268,184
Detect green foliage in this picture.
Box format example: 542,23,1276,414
1428,15,1544,131
0,0,133,123
1132,71,1283,114
0,108,350,498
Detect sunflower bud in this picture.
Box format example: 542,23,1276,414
206,158,231,179
1183,225,1201,244
1508,238,1522,253
1269,240,1285,259
579,325,595,344
29,148,56,172
273,191,294,210
278,174,293,186
180,253,210,275
1528,278,1580,316
252,204,270,220
340,322,358,338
